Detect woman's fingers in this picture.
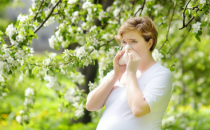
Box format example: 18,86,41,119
114,49,125,63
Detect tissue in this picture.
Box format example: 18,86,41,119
119,44,132,65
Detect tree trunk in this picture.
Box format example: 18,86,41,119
69,0,114,124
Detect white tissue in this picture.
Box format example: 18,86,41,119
119,44,132,65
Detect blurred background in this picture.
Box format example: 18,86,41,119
0,0,210,130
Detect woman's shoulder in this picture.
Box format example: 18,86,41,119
153,63,172,78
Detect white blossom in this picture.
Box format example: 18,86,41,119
87,34,99,47
64,87,76,103
49,53,57,59
2,93,7,96
69,72,85,84
0,61,5,74
55,30,63,41
51,0,59,5
68,0,77,4
15,50,25,59
75,46,86,60
44,17,55,27
17,14,28,22
44,8,51,16
29,8,35,16
68,25,73,34
43,58,51,66
88,81,98,91
19,110,24,114
23,115,29,121
7,57,14,64
44,75,59,89
24,97,34,105
192,22,201,33
72,11,79,17
200,0,206,5
106,48,116,60
48,35,57,49
16,116,22,124
82,1,92,9
152,49,164,62
0,75,4,82
113,8,120,17
204,14,210,22
75,106,84,117
76,27,82,33
59,23,65,30
94,8,97,12
6,24,17,38
25,47,34,57
81,22,87,30
31,0,37,9
18,74,23,82
16,33,25,42
59,64,66,74
25,87,34,96
89,25,97,32
2,52,10,60
98,10,106,20
153,4,163,16
73,102,84,118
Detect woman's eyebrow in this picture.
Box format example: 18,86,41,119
122,38,137,40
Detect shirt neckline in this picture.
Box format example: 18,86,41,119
117,62,159,86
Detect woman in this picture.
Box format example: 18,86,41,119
86,16,173,130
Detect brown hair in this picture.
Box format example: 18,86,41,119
115,16,158,52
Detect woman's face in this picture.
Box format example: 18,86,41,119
121,30,153,59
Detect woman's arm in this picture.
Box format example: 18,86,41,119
86,72,120,111
126,72,150,117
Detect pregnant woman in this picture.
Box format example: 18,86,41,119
86,16,173,130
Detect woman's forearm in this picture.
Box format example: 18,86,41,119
86,72,120,111
126,72,145,117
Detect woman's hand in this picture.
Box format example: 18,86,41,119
126,49,141,74
113,48,127,77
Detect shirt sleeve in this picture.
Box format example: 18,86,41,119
142,68,172,113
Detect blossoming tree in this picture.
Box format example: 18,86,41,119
0,0,209,126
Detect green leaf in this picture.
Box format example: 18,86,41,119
199,4,202,10
195,34,201,42
170,64,175,71
185,10,189,15
37,16,42,22
41,11,45,19
32,66,39,74
0,30,3,35
29,29,34,35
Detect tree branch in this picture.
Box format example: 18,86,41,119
32,1,44,22
158,1,176,52
133,0,146,17
34,0,61,33
179,1,203,30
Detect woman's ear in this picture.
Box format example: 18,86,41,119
148,38,154,50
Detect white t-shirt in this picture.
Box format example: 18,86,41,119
96,62,173,130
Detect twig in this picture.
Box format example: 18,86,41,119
88,37,115,53
33,1,44,22
179,1,202,30
133,0,146,17
159,1,176,52
34,0,61,33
